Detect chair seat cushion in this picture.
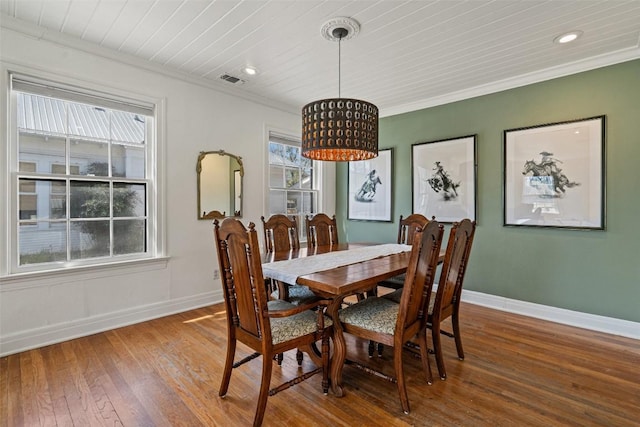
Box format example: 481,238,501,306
383,288,436,315
271,285,317,305
268,299,333,345
339,297,399,335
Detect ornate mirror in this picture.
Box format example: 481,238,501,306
197,150,243,220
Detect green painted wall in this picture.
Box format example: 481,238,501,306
337,59,640,323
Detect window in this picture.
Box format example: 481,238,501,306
268,134,319,241
9,74,156,271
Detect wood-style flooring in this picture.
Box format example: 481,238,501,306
2,302,639,426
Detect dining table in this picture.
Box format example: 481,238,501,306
261,242,438,397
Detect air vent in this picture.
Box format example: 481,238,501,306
219,74,245,84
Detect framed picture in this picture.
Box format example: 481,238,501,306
412,135,477,223
504,116,605,229
348,148,393,222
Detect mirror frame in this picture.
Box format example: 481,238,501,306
196,150,244,220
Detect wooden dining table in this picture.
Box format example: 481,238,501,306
261,243,422,397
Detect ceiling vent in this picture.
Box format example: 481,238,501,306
219,74,245,84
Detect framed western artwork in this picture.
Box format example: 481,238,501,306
348,148,393,222
412,135,477,223
503,116,605,230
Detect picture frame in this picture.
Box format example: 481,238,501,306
503,116,605,229
348,148,393,222
412,135,477,223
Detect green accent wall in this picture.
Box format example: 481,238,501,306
337,59,640,323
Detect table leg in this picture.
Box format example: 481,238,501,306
327,295,346,397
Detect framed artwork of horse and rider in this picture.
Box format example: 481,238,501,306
503,115,605,230
348,148,393,221
412,135,477,223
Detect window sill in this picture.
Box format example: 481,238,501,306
0,256,171,289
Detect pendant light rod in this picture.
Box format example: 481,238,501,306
333,27,348,99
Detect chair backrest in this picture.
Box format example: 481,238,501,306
305,213,339,248
261,214,300,252
214,218,271,344
396,220,444,334
397,214,433,245
432,219,477,320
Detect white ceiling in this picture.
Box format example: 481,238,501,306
1,0,639,116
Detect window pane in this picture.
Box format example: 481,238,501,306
19,222,67,265
284,145,299,165
112,143,145,178
19,194,37,220
18,93,66,134
70,220,110,259
113,183,146,217
70,181,110,218
285,168,300,189
269,190,286,214
19,133,66,168
286,191,301,215
111,111,146,144
301,168,312,189
19,178,36,193
114,219,146,255
69,104,110,139
70,139,109,176
269,142,285,165
270,165,284,188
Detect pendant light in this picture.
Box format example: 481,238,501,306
301,17,379,161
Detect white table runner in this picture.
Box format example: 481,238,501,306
261,243,412,285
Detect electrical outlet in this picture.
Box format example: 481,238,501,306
213,270,220,280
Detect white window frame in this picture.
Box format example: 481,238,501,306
1,70,167,277
266,130,324,243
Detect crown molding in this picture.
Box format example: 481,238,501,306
380,46,640,118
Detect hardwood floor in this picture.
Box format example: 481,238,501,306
2,302,639,426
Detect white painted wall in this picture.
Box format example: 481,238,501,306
0,26,336,356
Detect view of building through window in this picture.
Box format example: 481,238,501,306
16,91,150,267
268,136,318,241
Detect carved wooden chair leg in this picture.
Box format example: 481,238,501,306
296,349,303,366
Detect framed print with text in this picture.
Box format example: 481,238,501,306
348,148,393,222
504,116,605,229
412,135,477,223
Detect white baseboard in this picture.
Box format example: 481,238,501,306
462,290,640,340
3,289,637,357
0,290,223,357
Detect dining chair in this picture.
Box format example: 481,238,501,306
305,213,339,248
213,218,332,427
338,220,444,415
427,218,476,380
378,214,433,291
261,214,317,302
383,218,476,380
261,214,300,252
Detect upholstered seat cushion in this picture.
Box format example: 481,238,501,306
339,297,399,335
383,288,436,315
267,299,332,345
270,284,317,305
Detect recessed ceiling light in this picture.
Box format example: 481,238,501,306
554,31,583,44
242,66,258,76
